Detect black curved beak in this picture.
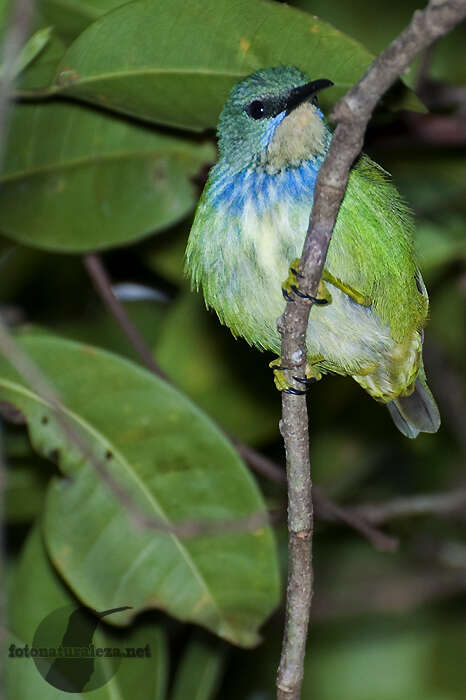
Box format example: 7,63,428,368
285,79,334,115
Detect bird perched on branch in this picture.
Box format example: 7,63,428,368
185,65,440,438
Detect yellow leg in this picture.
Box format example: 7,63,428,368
322,269,371,306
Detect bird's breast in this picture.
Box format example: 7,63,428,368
190,161,322,350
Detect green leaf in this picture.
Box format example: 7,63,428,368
0,101,214,252
5,459,51,522
39,0,126,43
0,26,52,80
0,335,280,647
16,29,66,93
8,525,168,699
52,299,168,364
171,633,225,700
293,0,466,86
155,293,280,445
52,0,420,131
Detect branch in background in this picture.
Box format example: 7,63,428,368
369,113,466,149
313,486,398,552
352,488,466,526
312,567,466,621
276,2,466,698
234,440,286,484
418,78,466,114
83,254,168,380
416,43,437,94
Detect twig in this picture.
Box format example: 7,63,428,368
369,113,466,149
416,43,436,93
418,78,466,113
313,486,398,552
234,441,286,484
83,254,168,380
352,488,466,525
312,567,466,620
276,2,466,698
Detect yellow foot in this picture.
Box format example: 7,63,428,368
282,259,332,305
269,357,324,395
322,269,371,306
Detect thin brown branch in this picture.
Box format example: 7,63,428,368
352,488,466,525
369,113,466,149
312,567,466,621
83,254,168,380
415,42,436,93
234,441,286,484
276,2,466,698
313,486,398,552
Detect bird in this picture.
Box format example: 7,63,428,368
185,65,440,438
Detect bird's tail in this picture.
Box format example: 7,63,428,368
387,368,440,439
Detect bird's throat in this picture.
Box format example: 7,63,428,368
264,102,329,173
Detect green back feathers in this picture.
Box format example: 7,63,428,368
332,156,428,343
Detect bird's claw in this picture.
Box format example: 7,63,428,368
290,285,329,304
269,357,323,394
290,266,303,279
283,386,307,395
282,259,332,305
293,375,318,385
282,288,295,302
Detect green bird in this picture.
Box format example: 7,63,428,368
185,66,440,438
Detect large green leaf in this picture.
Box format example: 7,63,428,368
8,525,168,699
0,335,280,647
0,101,214,252
39,0,126,43
52,0,420,131
5,458,52,522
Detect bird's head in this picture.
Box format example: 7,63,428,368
217,66,333,173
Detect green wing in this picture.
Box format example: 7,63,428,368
326,155,428,343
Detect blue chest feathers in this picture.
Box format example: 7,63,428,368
189,158,324,349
